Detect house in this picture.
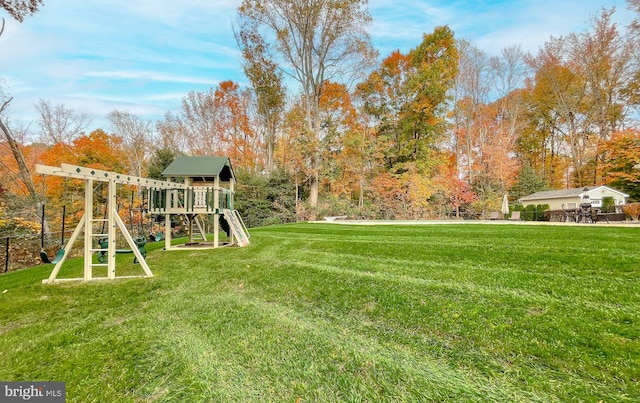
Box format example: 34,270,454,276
519,186,629,210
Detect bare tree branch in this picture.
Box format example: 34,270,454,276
1,0,43,23
107,109,152,177
35,99,92,144
0,98,38,201
0,96,13,114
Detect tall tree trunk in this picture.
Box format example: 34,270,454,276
0,99,38,201
309,172,319,208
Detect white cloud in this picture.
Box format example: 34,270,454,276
368,0,635,56
84,70,220,86
1,0,636,131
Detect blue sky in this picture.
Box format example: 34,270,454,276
0,0,635,132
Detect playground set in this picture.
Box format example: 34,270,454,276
36,156,249,284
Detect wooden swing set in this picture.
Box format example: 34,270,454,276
36,163,184,284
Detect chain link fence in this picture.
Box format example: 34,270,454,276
0,231,78,273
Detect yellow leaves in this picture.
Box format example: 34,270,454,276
601,129,640,187
369,168,436,219
0,216,40,236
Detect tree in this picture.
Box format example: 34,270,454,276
107,109,152,177
431,153,478,218
35,99,92,144
214,81,260,171
521,8,637,189
525,36,594,187
402,26,459,165
489,45,528,188
235,19,285,172
276,100,309,208
157,82,261,171
0,0,45,207
601,129,640,200
238,0,376,207
235,168,297,227
156,111,189,155
628,0,640,33
510,162,548,200
1,0,43,38
0,98,38,202
315,81,365,202
38,129,129,216
360,26,458,171
158,87,229,157
357,50,413,169
39,129,127,173
1,0,42,22
567,8,636,183
451,39,491,182
356,27,458,218
146,148,175,180
451,42,525,200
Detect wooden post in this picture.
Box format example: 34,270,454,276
107,177,117,279
229,177,235,207
45,214,85,284
83,178,93,281
214,176,220,248
229,179,235,245
113,210,153,277
164,183,172,250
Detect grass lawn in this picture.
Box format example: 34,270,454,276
0,223,638,402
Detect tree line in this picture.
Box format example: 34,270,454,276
2,0,640,232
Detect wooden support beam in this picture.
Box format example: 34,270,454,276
37,164,186,189
43,214,86,284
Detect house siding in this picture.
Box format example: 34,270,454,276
520,186,628,211
591,187,626,206
522,197,578,210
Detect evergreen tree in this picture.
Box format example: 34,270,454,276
510,162,548,199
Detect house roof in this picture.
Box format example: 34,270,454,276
162,156,235,182
520,186,628,201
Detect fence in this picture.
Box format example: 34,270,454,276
0,230,76,273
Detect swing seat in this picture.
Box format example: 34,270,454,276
96,237,146,263
51,248,65,264
40,250,52,264
41,248,65,264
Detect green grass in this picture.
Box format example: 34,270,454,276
1,223,639,402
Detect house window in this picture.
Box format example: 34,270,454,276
566,202,577,209
590,199,601,207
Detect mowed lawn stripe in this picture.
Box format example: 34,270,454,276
236,259,635,400
147,289,545,402
244,224,639,401
0,223,638,402
280,252,639,316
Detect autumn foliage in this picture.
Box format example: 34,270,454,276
3,6,640,231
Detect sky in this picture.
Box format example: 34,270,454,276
0,0,636,133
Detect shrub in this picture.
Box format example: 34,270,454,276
622,203,640,221
536,204,550,221
602,197,615,213
522,205,537,221
235,169,297,227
